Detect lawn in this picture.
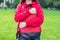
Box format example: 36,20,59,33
0,9,60,40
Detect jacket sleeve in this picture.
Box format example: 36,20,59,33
26,4,44,27
14,4,30,22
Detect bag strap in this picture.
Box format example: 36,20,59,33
16,22,21,39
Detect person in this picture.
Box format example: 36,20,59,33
14,0,44,40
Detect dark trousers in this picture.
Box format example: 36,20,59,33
18,32,40,40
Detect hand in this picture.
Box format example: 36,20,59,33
29,8,36,14
19,22,26,28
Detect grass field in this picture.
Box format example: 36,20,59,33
0,9,60,40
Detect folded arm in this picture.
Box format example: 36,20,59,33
25,4,44,27
14,4,30,22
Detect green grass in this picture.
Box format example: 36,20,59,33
0,9,60,40
0,9,17,40
41,9,60,40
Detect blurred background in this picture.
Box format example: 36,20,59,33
0,0,60,10
0,0,60,40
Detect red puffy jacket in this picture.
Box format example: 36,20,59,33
14,2,44,33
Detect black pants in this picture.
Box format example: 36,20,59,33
18,32,41,40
